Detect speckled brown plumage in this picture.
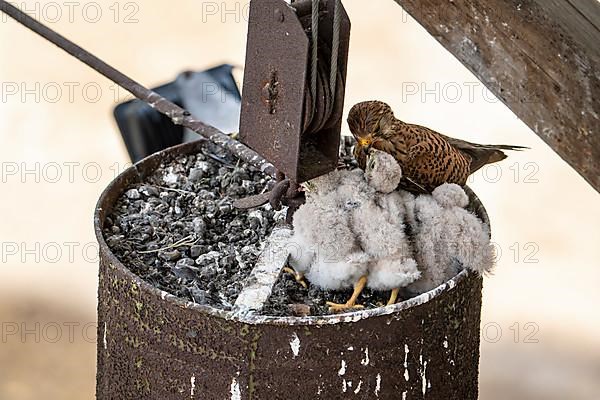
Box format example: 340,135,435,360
348,101,527,192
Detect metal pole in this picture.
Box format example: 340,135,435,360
0,0,277,178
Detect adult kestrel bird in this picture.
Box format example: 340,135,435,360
348,101,527,192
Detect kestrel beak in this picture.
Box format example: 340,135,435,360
358,136,372,147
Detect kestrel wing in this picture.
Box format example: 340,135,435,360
413,124,528,174
398,177,429,194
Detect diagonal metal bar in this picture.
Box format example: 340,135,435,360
0,0,276,178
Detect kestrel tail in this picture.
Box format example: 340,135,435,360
347,100,527,192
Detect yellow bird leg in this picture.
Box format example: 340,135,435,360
387,288,400,306
283,267,308,289
327,275,368,313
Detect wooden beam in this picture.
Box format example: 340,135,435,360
393,0,600,192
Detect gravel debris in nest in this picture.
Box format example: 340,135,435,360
103,142,283,310
103,137,395,316
262,276,395,317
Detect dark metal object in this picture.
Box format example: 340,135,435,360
113,79,185,163
0,0,276,178
239,0,351,183
95,141,486,399
233,178,306,224
114,65,241,163
392,0,600,194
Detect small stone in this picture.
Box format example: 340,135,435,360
230,219,244,228
200,269,216,280
139,185,159,197
188,168,204,182
248,210,264,227
160,250,181,262
288,304,311,317
192,217,206,236
163,171,179,184
172,265,197,280
189,287,208,304
189,245,203,259
176,258,196,268
231,168,250,182
218,167,229,176
125,188,141,200
195,161,211,172
195,251,220,266
106,235,123,248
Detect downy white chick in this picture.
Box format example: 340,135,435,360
287,170,370,294
405,183,495,295
288,150,420,312
351,150,420,307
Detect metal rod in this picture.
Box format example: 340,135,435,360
0,0,276,178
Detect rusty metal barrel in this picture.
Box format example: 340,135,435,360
95,141,484,399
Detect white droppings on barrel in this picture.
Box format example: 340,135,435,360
338,360,347,376
103,322,107,350
190,375,196,398
420,356,428,395
290,332,300,358
360,347,370,366
354,380,363,394
374,373,381,397
403,344,410,381
230,377,241,400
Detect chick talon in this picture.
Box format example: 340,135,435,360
326,301,365,313
283,267,308,289
387,288,400,306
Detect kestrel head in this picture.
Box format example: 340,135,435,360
347,101,395,147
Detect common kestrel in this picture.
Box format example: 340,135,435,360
348,101,527,192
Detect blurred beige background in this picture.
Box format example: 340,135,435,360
0,1,598,399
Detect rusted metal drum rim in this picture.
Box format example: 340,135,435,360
94,140,486,327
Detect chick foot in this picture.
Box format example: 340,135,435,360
387,288,400,306
327,276,368,313
283,267,308,289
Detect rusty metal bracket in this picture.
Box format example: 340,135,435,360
239,0,351,183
